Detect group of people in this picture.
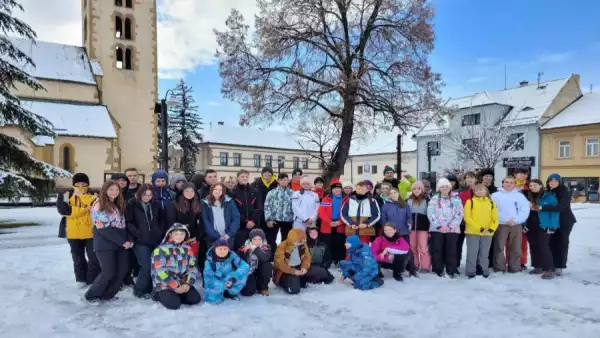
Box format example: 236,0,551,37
56,164,576,310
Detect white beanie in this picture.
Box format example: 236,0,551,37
437,178,451,191
342,181,353,188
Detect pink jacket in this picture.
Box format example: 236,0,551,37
371,236,410,263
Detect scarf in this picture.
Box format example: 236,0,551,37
261,176,276,188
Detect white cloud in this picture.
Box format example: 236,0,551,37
477,57,497,65
536,52,572,64
467,76,488,83
206,101,221,106
13,0,259,79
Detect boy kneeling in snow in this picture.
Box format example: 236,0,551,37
238,229,272,296
151,223,201,310
273,228,317,294
306,226,335,284
204,239,250,304
339,235,383,290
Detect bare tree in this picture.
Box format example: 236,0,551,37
215,0,442,183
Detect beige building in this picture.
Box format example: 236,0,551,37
170,123,324,182
3,0,157,188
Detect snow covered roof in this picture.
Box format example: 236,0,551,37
350,129,418,156
7,38,96,85
90,60,104,76
541,92,600,130
20,100,117,142
416,77,571,136
203,124,311,151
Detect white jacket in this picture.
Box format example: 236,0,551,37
291,190,320,230
491,188,530,225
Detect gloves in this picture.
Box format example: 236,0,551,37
487,229,494,234
480,227,485,233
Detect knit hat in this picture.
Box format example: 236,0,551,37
292,168,303,176
214,238,229,248
479,168,495,178
330,178,343,189
547,173,561,183
111,172,129,185
446,174,458,183
437,178,452,191
314,177,324,185
383,166,395,175
261,167,273,174
363,180,373,188
249,228,266,241
342,181,353,189
346,235,361,250
72,173,90,186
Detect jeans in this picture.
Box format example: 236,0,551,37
133,244,154,296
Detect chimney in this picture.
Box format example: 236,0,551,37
217,121,224,125
519,80,529,87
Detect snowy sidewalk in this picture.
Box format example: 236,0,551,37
0,207,599,338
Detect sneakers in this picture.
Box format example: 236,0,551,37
482,275,489,279
435,272,444,278
542,271,554,280
448,273,456,279
529,268,543,275
467,275,476,279
224,291,240,301
393,274,404,282
409,270,419,278
554,268,563,276
259,289,270,296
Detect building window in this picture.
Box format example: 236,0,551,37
116,46,123,69
60,144,75,172
253,154,261,167
115,0,122,6
372,165,378,174
124,18,132,40
357,166,363,175
505,133,525,151
125,48,133,69
125,0,132,8
265,155,272,168
462,138,478,151
558,141,571,159
293,157,300,169
427,141,440,156
219,152,228,166
462,113,480,126
278,156,285,168
301,158,308,169
115,16,123,38
586,138,599,157
233,153,241,166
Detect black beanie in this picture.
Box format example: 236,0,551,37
261,167,273,174
479,168,495,178
72,173,90,186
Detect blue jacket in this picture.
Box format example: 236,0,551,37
152,170,172,210
380,201,413,235
339,235,381,290
201,196,240,244
203,248,249,304
537,192,560,230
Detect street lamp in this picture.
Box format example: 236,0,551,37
154,90,178,171
396,133,402,175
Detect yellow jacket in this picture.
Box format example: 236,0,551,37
464,197,499,236
65,194,96,239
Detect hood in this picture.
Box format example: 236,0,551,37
169,175,187,190
161,223,190,244
346,235,361,250
285,228,307,244
546,173,562,185
111,173,130,185
152,170,169,186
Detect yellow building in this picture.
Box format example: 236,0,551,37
3,0,157,188
540,91,600,202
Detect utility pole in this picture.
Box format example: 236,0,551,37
160,99,169,171
396,133,402,174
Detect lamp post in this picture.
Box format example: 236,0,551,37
154,90,177,171
396,133,402,175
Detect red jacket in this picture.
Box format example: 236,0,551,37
458,189,473,206
317,194,347,234
313,187,325,201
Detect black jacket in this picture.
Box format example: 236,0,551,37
252,178,278,211
486,184,498,194
231,183,260,225
523,190,541,232
56,191,73,238
307,237,333,269
172,201,203,240
125,199,166,246
541,184,577,225
197,184,210,200
123,184,140,202
383,178,400,189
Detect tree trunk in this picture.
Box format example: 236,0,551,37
322,91,356,187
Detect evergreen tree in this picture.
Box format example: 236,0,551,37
167,79,203,179
0,0,70,202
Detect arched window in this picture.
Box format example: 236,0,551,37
115,16,123,38
116,46,124,69
124,18,132,40
125,0,132,8
125,48,133,70
115,0,123,6
60,144,75,172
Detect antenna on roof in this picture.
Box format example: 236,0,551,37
537,72,544,89
504,64,507,90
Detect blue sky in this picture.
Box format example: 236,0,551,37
158,0,600,127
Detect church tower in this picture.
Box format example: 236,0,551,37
81,0,158,179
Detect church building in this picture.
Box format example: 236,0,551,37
3,0,158,188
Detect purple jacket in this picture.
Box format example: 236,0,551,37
380,201,412,235
371,236,410,263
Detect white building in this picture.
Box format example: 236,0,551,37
415,75,582,187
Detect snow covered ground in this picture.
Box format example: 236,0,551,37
1,205,599,338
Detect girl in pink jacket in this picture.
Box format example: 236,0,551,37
371,222,410,281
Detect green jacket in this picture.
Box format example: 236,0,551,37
398,176,416,200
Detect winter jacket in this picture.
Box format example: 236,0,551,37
151,224,197,291
540,184,577,225
291,180,302,192
201,197,240,244
406,197,430,231
238,241,271,274
56,192,71,238
463,196,499,236
383,178,400,190
485,184,498,195
231,183,260,226
291,189,320,230
123,184,140,202
63,193,96,239
152,170,172,210
307,235,333,269
537,192,560,230
458,189,474,206
380,201,412,235
203,248,250,304
371,234,410,264
197,183,210,200
312,187,325,201
317,194,346,234
173,200,203,240
264,186,294,222
125,199,166,246
339,236,381,290
273,229,311,285
252,176,278,211
168,175,187,200
91,206,127,251
398,176,416,200
341,192,381,236
491,189,530,225
426,194,464,233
